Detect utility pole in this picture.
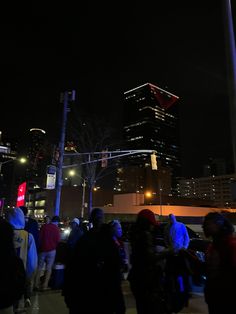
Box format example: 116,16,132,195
54,91,75,216
159,187,163,218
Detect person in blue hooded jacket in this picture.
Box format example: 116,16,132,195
164,213,190,252
164,214,191,312
6,207,38,311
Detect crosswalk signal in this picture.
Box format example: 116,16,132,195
151,153,158,170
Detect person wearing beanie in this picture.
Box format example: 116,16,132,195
66,217,84,251
128,209,165,314
6,207,38,310
137,208,158,227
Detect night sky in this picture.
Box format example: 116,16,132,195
1,1,235,178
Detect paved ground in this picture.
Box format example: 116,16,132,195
21,280,208,314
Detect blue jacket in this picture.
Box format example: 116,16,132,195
164,215,190,252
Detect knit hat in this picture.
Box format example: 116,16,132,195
72,218,80,226
137,209,157,226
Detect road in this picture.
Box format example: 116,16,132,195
20,280,208,314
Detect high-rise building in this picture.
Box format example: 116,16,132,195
27,128,47,178
117,83,180,194
25,128,52,195
0,132,18,206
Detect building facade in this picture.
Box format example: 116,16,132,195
177,174,236,208
116,83,180,194
0,132,19,206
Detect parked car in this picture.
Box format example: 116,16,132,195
121,221,210,255
121,220,209,288
58,222,71,241
154,222,210,255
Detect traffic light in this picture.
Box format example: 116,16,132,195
151,153,158,170
101,150,108,168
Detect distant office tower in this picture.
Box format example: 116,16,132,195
117,83,180,194
27,128,47,180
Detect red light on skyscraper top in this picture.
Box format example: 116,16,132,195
16,182,27,207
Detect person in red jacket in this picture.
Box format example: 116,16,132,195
35,215,61,291
202,212,236,314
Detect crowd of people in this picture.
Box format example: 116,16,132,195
0,207,61,313
0,206,236,314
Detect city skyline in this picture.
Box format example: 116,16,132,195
1,2,235,178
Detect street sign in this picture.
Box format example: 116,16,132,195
46,165,57,189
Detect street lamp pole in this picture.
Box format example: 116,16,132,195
54,90,76,216
55,92,69,216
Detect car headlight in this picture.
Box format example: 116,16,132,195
63,228,71,235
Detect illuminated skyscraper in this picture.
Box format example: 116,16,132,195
116,83,180,194
28,128,47,177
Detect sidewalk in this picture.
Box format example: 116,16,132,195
122,280,208,314
25,280,208,314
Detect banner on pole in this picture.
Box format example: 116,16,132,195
46,165,57,189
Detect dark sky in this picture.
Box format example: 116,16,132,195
1,1,235,177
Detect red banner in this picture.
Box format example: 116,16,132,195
16,182,27,207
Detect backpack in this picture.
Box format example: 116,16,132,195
13,229,29,269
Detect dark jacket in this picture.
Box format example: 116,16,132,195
204,234,236,312
0,256,26,309
25,217,39,250
63,224,125,314
67,226,84,250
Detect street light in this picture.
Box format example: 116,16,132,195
145,191,152,198
68,169,76,177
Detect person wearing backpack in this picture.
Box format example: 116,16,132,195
0,219,26,314
6,207,38,312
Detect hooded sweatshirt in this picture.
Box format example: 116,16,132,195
164,214,190,252
6,207,38,277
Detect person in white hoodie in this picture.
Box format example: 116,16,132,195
6,207,38,311
164,213,190,252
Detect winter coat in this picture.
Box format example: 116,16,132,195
6,207,38,277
